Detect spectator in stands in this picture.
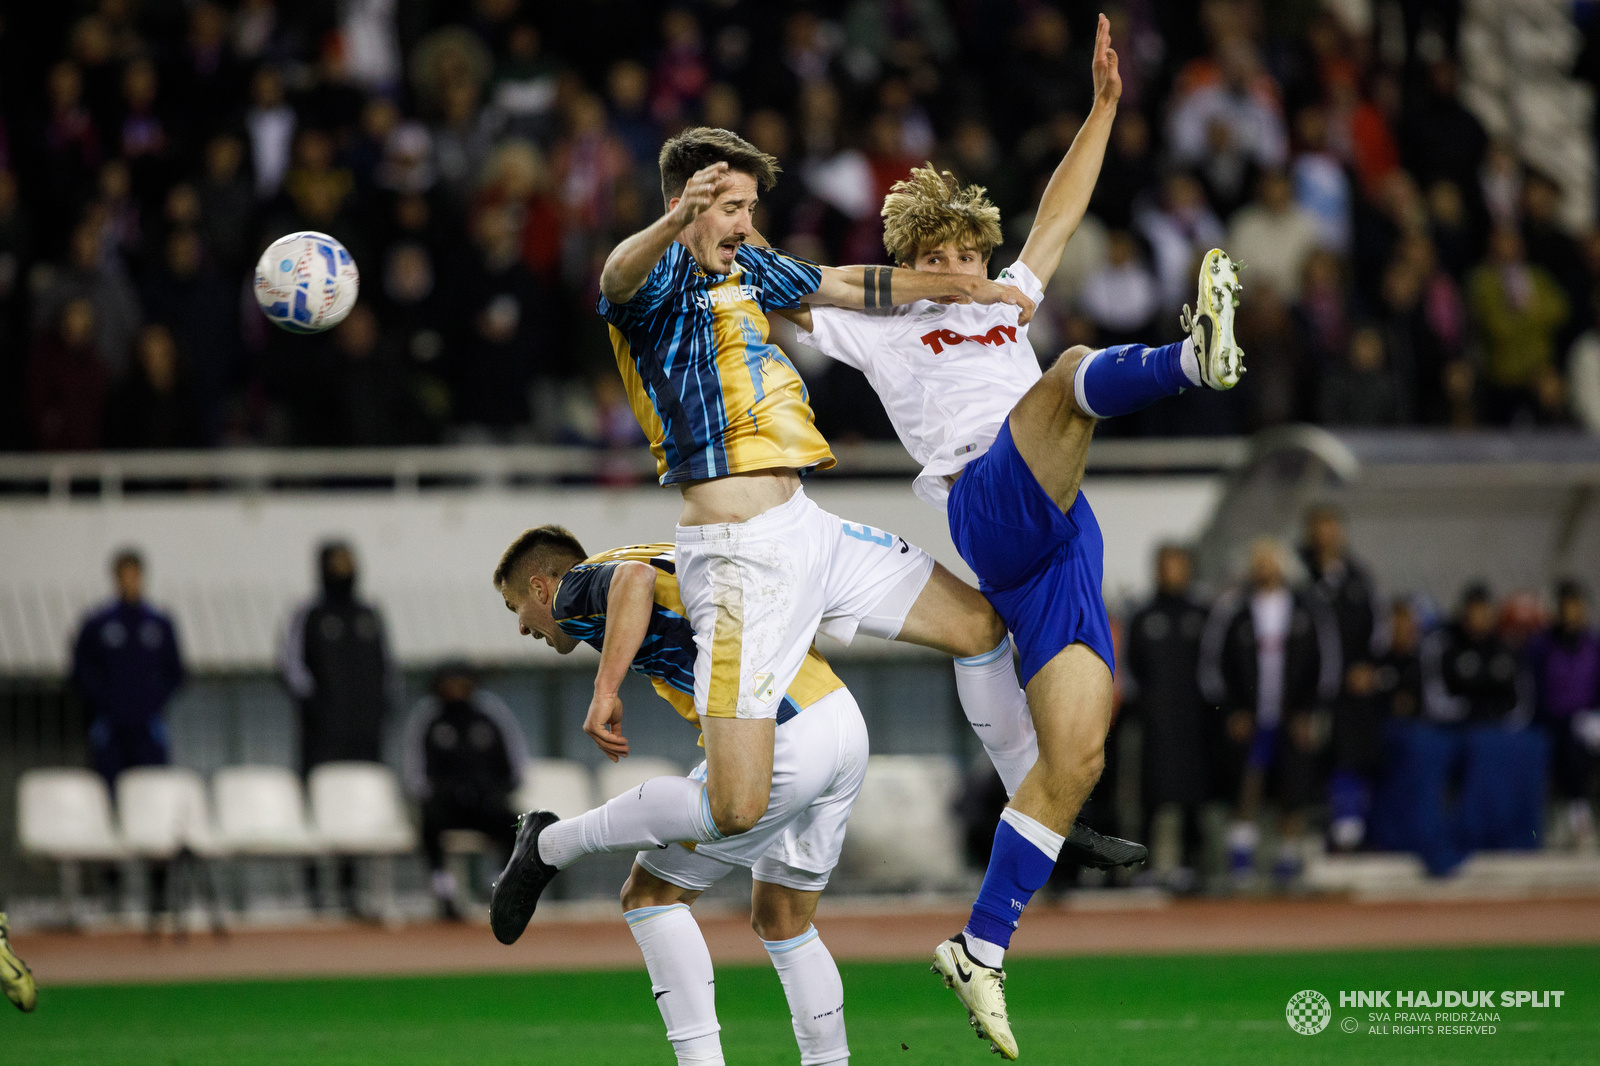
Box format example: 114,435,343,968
1168,38,1286,217
141,229,237,445
278,540,395,914
244,65,296,199
1290,106,1351,255
1468,225,1570,426
1077,229,1158,346
1570,289,1600,433
196,134,255,277
1319,324,1408,426
1527,581,1600,851
104,322,204,449
72,548,186,784
1138,171,1225,312
401,662,528,920
1227,170,1320,302
33,219,142,380
27,297,108,451
1121,544,1210,891
1200,538,1340,888
452,204,547,434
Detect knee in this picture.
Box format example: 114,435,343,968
751,906,809,943
708,793,768,837
1045,345,1093,387
1037,733,1106,788
954,602,1010,659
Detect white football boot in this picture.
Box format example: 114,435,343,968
0,912,37,1013
933,936,1018,1059
1179,248,1245,390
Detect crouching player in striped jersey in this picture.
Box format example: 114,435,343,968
784,17,1244,1058
495,525,866,1066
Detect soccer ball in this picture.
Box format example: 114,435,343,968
253,231,360,333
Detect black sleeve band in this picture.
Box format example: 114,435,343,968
876,266,892,308
863,266,877,308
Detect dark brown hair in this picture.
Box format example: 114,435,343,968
492,525,588,588
658,127,780,208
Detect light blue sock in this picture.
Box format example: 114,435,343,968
1073,340,1197,418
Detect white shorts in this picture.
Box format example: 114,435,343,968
636,687,869,892
675,487,935,720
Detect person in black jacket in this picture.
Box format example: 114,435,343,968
277,540,395,913
1421,584,1523,727
1200,538,1341,887
1301,504,1389,851
1122,544,1210,890
400,663,529,920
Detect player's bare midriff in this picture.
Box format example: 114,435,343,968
678,466,803,526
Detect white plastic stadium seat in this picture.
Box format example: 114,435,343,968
116,767,224,859
212,765,323,856
838,755,965,891
596,757,683,802
17,768,128,926
17,768,126,861
513,759,596,820
307,762,417,854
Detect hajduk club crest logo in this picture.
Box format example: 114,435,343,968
1287,989,1332,1035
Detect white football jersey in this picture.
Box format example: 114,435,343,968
798,260,1046,508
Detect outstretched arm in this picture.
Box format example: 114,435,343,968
1019,13,1121,285
810,264,1035,324
599,163,730,304
583,561,658,761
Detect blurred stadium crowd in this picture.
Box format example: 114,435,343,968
5,1,1600,455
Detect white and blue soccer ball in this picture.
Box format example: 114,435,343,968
253,231,360,333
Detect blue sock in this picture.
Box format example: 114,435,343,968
1073,340,1194,418
963,815,1061,955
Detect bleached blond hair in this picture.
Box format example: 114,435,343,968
881,165,1004,265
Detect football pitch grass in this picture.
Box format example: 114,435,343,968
7,943,1596,1065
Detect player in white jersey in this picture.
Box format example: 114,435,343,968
785,16,1244,1058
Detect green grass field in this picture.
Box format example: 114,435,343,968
6,944,1597,1065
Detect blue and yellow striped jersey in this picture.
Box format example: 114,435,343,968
551,544,843,731
597,243,836,485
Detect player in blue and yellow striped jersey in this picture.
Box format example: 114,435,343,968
547,542,845,734
491,128,1042,973
494,526,867,1065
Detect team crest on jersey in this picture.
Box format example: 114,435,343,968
753,672,776,700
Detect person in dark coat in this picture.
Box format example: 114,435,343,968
72,549,186,784
70,549,186,923
1526,581,1600,850
1200,539,1341,887
1415,584,1543,863
1300,504,1388,850
400,663,528,919
1121,544,1210,890
277,540,395,913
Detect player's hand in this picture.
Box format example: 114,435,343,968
671,162,729,228
1092,13,1121,108
584,691,630,762
964,277,1037,325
